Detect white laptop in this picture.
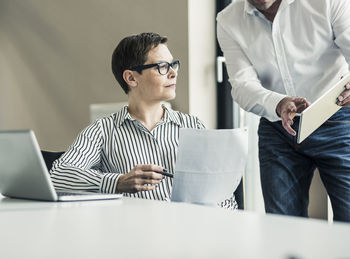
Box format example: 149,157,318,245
0,130,122,201
297,73,350,144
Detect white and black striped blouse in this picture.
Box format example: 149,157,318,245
50,106,237,209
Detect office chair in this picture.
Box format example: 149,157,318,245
41,150,64,171
234,179,244,210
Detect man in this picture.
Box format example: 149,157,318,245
217,0,350,221
50,32,237,209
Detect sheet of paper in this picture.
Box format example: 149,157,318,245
171,128,248,206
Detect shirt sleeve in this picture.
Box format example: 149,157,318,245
331,0,350,66
195,117,206,129
216,19,286,121
50,120,121,194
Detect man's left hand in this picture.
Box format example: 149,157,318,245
337,82,350,106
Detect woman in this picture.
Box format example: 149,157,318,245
50,32,237,209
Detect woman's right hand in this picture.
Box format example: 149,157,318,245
116,164,164,193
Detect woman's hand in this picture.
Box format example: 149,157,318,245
116,164,164,193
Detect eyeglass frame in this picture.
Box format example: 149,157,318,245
129,60,180,75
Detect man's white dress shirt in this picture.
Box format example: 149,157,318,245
217,0,350,121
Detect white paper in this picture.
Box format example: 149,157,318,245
171,128,248,206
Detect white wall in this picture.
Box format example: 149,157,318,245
188,0,217,128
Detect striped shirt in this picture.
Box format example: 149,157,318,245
50,106,237,209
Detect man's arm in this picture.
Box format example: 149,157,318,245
217,15,310,134
331,0,350,106
216,19,286,122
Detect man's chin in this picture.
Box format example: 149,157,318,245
249,0,276,11
255,3,271,11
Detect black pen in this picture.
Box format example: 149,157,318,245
156,168,173,178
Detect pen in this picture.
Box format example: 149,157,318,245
156,168,173,178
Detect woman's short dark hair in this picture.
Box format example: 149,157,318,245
111,32,168,94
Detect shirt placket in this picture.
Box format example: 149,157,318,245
134,120,163,163
133,121,166,200
149,125,171,200
272,15,296,97
151,127,165,164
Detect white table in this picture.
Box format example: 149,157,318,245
0,195,349,259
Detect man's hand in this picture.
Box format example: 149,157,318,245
276,96,310,136
116,164,164,193
337,82,350,106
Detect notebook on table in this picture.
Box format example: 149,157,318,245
0,130,122,202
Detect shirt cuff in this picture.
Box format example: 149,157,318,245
264,92,287,122
100,173,121,194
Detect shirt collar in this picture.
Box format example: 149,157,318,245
114,104,181,128
114,105,130,128
244,0,295,16
162,105,182,126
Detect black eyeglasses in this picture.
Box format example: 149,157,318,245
129,60,180,75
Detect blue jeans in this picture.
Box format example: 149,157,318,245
258,107,350,222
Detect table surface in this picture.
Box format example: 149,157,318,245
0,195,349,259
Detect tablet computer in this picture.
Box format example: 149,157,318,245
297,73,350,144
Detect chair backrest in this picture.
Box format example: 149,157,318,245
234,179,244,210
90,102,128,122
41,151,64,171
